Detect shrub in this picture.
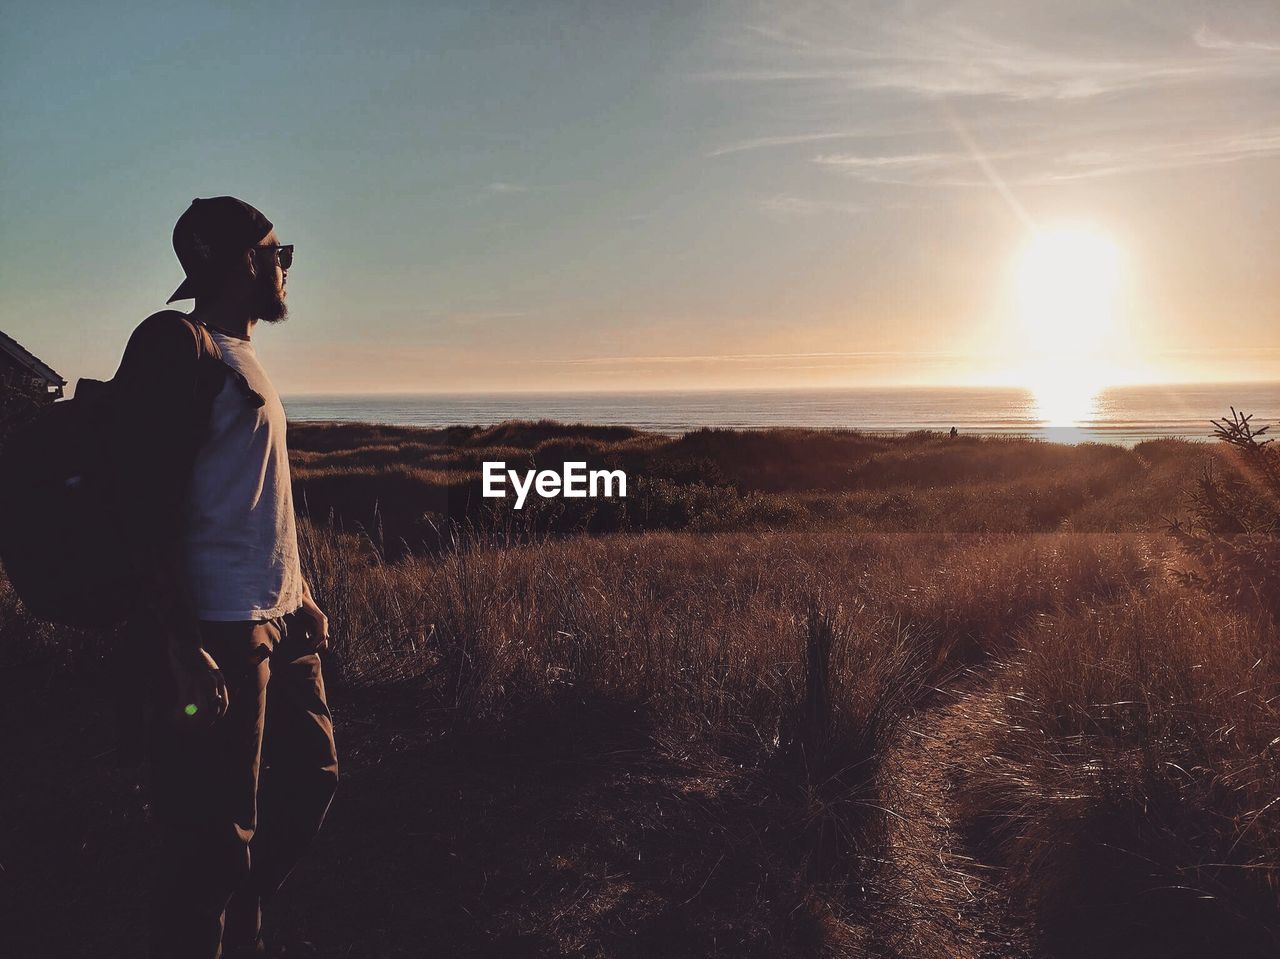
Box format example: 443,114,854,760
1170,409,1280,622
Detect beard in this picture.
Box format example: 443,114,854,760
251,269,288,323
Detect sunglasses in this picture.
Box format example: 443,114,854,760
258,243,294,271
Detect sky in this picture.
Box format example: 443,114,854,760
2,0,1279,394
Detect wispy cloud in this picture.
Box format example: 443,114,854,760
715,8,1280,102
708,128,923,157
525,350,963,367
815,149,1012,176
707,2,1280,188
1027,130,1280,182
811,129,1280,187
758,193,865,215
1194,25,1280,54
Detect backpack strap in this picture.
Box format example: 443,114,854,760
181,316,266,410
119,312,267,446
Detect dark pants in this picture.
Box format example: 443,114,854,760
148,610,339,958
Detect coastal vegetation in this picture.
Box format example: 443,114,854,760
2,424,1277,957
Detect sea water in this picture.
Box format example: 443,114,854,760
284,382,1280,445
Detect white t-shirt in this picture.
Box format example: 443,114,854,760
183,330,305,621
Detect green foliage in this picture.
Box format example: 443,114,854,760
1170,409,1280,622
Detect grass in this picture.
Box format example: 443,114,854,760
285,424,1213,551
954,593,1279,957
2,424,1276,957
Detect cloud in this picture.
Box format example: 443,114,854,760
811,129,1280,187
1194,25,1280,53
1027,130,1280,182
708,130,903,157
713,6,1280,102
704,2,1280,190
529,350,959,367
758,193,865,215
486,181,528,194
816,149,1005,173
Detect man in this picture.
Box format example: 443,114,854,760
112,196,338,958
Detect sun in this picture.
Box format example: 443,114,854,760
1012,224,1123,428
1015,224,1122,354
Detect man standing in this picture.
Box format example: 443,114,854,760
112,197,338,958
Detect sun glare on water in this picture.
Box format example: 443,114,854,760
1013,224,1123,428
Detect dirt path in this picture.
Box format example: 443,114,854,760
875,670,1036,959
4,664,1045,957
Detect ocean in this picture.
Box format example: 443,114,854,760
283,382,1280,445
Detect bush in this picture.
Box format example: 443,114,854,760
1170,409,1280,622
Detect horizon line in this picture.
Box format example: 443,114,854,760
281,378,1280,400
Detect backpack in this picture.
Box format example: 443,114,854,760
0,312,259,628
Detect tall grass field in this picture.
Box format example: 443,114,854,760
2,421,1276,958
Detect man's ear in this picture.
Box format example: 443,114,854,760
244,247,257,279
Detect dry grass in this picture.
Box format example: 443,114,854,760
3,422,1276,956
954,592,1279,957
287,424,1275,955
285,424,1216,551
292,518,1237,953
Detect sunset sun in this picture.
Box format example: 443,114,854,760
1014,224,1124,427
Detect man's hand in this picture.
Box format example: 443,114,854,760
167,640,229,726
298,590,330,652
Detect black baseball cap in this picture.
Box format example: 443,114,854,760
168,196,274,303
